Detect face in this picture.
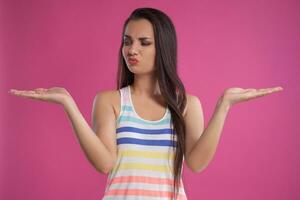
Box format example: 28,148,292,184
122,19,156,75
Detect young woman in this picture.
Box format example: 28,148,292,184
9,7,283,200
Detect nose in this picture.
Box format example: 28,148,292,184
127,42,139,56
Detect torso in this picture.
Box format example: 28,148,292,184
103,85,189,200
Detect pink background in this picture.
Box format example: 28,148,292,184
1,0,299,199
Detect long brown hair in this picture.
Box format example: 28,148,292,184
116,7,187,200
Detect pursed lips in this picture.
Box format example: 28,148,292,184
128,57,139,64
128,57,139,62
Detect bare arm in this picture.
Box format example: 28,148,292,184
184,96,229,173
9,87,118,174
63,92,117,174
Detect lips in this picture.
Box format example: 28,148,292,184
128,58,139,65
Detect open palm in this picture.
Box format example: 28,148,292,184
222,86,283,106
9,87,72,105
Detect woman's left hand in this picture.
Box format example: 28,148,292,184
220,86,283,108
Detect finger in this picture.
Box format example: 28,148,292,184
9,89,24,93
242,89,267,99
247,86,282,93
258,87,283,94
273,86,283,91
9,89,32,95
254,87,281,98
34,88,47,94
14,91,36,98
243,88,256,93
10,90,43,100
257,88,270,93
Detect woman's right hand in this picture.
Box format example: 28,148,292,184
9,87,73,106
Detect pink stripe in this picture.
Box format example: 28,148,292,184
105,188,186,199
107,175,183,187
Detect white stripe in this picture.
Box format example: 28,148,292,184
107,182,186,194
117,144,176,152
117,119,172,129
117,132,177,140
102,195,175,200
114,156,174,166
108,168,176,180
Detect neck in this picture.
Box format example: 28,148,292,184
130,74,160,97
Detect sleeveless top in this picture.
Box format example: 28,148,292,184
102,85,187,200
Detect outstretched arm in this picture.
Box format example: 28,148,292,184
9,87,117,174
184,86,283,173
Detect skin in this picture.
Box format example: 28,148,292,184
8,18,284,173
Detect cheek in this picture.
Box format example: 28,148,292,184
122,47,127,56
149,49,156,61
122,47,126,56
145,50,156,68
145,47,155,58
151,46,156,57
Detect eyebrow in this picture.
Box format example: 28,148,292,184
124,34,151,40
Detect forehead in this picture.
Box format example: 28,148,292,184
124,19,154,39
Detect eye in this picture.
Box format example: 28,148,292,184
141,42,151,46
122,39,151,46
123,39,130,46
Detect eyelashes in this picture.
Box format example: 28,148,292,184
123,40,151,46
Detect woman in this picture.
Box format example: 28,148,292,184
9,7,283,200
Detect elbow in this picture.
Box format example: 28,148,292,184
190,163,209,173
191,164,207,173
95,159,116,175
186,159,209,173
96,165,112,175
187,152,215,173
102,168,112,175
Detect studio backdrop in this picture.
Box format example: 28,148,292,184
1,0,299,200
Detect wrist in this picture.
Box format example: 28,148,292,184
217,96,231,113
62,96,77,110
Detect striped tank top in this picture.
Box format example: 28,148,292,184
102,85,187,200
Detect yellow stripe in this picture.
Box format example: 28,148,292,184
119,149,175,159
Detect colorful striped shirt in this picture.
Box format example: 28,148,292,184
102,85,187,200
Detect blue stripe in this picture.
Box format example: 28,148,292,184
122,105,133,111
116,105,171,125
116,126,175,135
117,137,177,147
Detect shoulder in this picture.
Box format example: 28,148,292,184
93,89,120,118
93,89,121,108
183,93,202,118
93,89,119,103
